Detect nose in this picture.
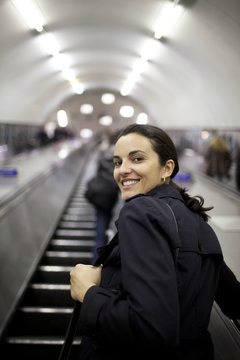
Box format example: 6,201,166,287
119,160,132,175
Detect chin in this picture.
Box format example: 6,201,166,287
122,191,138,200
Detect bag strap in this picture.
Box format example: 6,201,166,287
58,302,81,360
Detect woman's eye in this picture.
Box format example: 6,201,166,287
133,157,143,162
114,161,121,167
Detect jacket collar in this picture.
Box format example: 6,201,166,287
125,183,184,203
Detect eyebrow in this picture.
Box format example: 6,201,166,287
113,150,147,159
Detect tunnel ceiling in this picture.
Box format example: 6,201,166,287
0,0,240,134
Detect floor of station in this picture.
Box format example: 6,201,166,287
1,143,239,279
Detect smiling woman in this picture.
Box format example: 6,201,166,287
113,133,174,200
70,124,238,360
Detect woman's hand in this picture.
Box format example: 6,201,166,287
70,264,102,302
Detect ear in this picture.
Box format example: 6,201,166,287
164,159,175,178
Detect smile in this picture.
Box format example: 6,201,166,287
122,179,139,186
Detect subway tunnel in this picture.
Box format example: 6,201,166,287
0,0,240,359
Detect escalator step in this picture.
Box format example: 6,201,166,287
23,284,74,307
42,251,92,266
65,208,95,215
55,229,96,239
49,239,94,252
68,202,91,208
61,214,95,222
2,336,81,360
6,307,73,336
33,265,72,283
58,221,95,229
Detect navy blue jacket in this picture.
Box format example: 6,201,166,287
78,184,223,360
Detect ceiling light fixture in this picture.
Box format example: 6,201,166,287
80,128,93,139
136,113,148,125
62,68,76,82
120,0,184,97
120,38,158,96
140,38,159,62
52,53,70,71
101,93,115,105
11,0,45,32
99,115,113,126
119,105,134,118
11,0,84,96
120,83,133,97
70,79,84,95
57,110,68,128
40,32,60,56
80,104,94,114
154,1,183,40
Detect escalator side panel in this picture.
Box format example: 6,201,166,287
0,149,86,338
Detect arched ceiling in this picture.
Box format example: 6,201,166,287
0,0,240,136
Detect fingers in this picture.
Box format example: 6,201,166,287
70,263,103,302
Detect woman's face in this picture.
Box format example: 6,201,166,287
113,133,169,200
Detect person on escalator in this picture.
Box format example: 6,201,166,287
85,134,120,264
70,124,238,360
204,135,232,180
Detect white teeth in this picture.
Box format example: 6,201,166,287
122,180,138,186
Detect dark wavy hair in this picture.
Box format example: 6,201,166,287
115,124,213,221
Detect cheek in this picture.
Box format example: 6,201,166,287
113,169,118,182
148,168,162,185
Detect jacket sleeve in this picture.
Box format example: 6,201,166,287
215,261,240,319
79,197,180,347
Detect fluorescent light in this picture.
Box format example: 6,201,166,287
11,0,45,32
154,2,184,39
136,113,148,124
11,1,84,96
57,110,68,127
120,58,148,96
120,84,132,96
40,33,59,56
101,93,115,105
80,104,93,114
62,68,76,81
52,53,69,71
120,1,184,98
99,116,112,126
71,79,84,94
120,106,134,118
80,128,93,139
133,58,148,74
140,38,159,61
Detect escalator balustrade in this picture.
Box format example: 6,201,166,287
0,181,95,359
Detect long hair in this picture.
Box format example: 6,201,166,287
115,124,213,221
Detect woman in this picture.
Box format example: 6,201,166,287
204,135,232,180
70,124,225,360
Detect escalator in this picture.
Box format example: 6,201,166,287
0,175,96,359
0,155,239,360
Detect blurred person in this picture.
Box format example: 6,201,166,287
235,142,240,191
85,134,119,263
71,124,238,360
204,135,232,180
